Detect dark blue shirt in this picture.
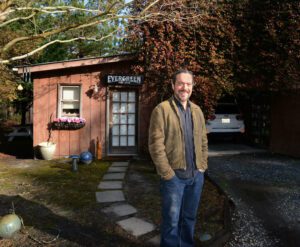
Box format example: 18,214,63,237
174,97,197,179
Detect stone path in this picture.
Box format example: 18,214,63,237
96,161,159,245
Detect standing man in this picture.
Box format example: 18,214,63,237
148,69,208,247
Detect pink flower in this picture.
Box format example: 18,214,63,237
53,117,86,123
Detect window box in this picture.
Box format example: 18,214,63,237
52,117,86,130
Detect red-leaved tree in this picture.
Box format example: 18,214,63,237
129,0,239,116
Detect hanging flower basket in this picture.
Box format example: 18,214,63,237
52,117,86,130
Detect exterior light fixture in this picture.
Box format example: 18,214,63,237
17,84,23,91
93,84,99,93
89,84,99,94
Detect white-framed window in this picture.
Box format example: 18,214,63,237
58,85,81,117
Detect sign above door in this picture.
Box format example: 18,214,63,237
105,75,143,86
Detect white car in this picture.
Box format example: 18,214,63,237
206,103,245,134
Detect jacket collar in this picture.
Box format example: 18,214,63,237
169,96,197,111
173,96,191,110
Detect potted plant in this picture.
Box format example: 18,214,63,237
38,115,57,160
38,141,56,160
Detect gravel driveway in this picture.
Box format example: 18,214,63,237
207,149,300,247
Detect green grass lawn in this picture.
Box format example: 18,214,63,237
0,157,228,246
0,159,110,210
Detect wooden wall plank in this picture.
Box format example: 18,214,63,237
33,78,41,147
48,77,58,155
90,71,102,156
69,73,81,155
80,71,91,153
57,74,71,157
58,130,70,157
99,80,107,155
33,77,50,147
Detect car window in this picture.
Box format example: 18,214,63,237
215,104,239,114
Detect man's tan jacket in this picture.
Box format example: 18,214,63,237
148,97,208,180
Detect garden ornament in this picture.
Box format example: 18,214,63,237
80,151,93,165
70,155,79,172
0,213,22,238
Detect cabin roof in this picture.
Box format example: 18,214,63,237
16,53,135,74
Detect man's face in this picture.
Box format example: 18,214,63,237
172,72,194,104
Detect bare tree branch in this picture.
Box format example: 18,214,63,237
0,2,131,20
0,12,36,27
0,29,120,64
2,1,121,52
0,0,208,64
140,0,159,15
0,0,14,22
0,0,14,12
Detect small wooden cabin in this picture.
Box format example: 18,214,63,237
17,54,155,158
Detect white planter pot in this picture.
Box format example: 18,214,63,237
39,142,56,160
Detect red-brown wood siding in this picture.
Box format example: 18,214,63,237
270,91,300,158
33,77,50,146
33,61,146,158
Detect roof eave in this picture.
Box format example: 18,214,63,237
16,54,135,74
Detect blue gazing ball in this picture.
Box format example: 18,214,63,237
80,151,93,165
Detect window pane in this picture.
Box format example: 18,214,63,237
113,114,119,124
120,125,127,135
128,136,135,146
128,103,135,113
63,87,79,100
62,110,79,117
128,114,135,124
113,103,119,113
112,125,119,135
120,103,127,113
121,92,127,102
112,92,120,101
120,115,127,124
112,136,119,146
128,92,135,102
60,86,81,118
120,136,127,146
128,125,135,135
62,102,79,109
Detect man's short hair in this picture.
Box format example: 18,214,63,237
172,69,194,84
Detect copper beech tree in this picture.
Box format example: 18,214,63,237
232,0,300,92
129,0,300,115
129,0,238,115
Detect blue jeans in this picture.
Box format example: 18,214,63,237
160,171,204,247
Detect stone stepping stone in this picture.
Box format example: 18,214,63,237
111,162,129,167
148,234,160,246
98,181,123,190
107,167,127,173
96,190,125,203
102,173,125,180
117,217,155,237
102,203,137,217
